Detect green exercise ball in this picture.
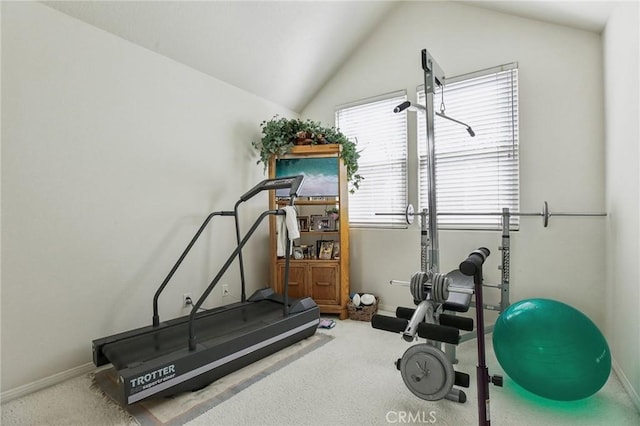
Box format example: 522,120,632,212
493,298,611,401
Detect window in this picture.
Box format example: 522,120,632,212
418,64,519,230
336,91,408,227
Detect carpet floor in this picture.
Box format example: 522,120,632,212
2,314,639,425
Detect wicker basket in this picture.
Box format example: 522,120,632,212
347,296,379,321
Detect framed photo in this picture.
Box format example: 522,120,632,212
315,240,331,258
310,215,336,231
310,215,323,231
332,241,340,259
319,241,334,260
292,246,304,260
275,158,339,197
297,216,309,232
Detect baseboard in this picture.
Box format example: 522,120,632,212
612,359,640,413
378,303,395,314
0,362,95,404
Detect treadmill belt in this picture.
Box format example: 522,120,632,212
103,301,284,369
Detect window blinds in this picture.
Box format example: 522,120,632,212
336,91,408,227
418,64,520,230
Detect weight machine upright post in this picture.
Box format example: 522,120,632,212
420,208,429,272
500,208,511,312
474,264,491,426
421,49,445,275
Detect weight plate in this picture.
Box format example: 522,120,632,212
441,275,451,301
399,344,455,401
419,272,428,301
405,204,415,225
411,272,428,302
410,272,419,301
431,273,448,303
432,274,441,303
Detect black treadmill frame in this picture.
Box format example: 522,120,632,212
92,175,319,405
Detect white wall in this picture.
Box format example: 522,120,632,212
603,1,640,408
1,2,291,393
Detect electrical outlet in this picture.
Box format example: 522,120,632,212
222,284,229,297
183,293,192,307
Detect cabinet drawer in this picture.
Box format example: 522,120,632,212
310,264,339,304
277,264,307,299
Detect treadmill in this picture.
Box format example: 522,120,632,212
92,175,319,405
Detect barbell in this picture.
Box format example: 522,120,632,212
376,201,606,227
391,271,473,304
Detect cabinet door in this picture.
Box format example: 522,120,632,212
309,263,339,304
278,264,307,299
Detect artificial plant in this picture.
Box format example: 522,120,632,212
252,115,363,192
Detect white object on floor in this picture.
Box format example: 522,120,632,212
360,294,375,306
352,293,361,306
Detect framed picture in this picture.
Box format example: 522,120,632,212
310,215,335,231
319,241,334,260
315,240,331,258
292,246,304,260
299,244,313,259
275,157,339,197
332,241,340,259
310,215,323,231
297,216,309,232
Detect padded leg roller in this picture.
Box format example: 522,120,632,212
417,322,461,345
371,315,408,333
445,388,467,403
439,314,474,331
396,307,416,321
455,371,470,388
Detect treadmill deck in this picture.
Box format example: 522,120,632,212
93,295,319,405
102,300,285,369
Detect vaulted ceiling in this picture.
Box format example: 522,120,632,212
43,1,617,113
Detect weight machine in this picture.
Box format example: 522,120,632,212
379,201,606,363
371,49,608,425
381,206,512,367
371,49,502,425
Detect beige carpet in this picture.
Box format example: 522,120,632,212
2,316,639,426
91,333,333,425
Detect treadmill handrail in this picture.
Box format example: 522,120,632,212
152,210,235,327
240,175,304,202
233,176,302,304
188,209,288,351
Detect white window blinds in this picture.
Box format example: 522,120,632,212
336,91,408,227
418,64,520,230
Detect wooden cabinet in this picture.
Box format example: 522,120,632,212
276,261,340,304
268,144,349,319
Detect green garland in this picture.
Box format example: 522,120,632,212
251,115,363,192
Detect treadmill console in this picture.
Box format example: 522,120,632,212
240,175,304,201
